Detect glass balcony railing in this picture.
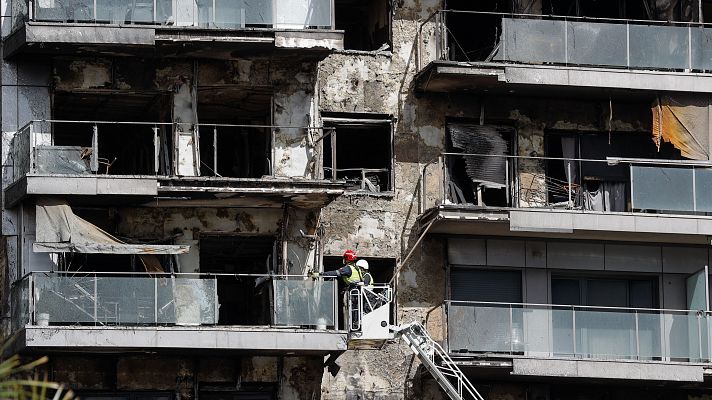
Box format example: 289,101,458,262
19,0,333,29
447,301,712,363
11,272,337,331
420,10,712,74
419,152,712,216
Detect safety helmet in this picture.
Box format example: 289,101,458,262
355,259,369,270
343,249,357,263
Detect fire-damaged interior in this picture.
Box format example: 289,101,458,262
334,0,390,50
323,116,393,192
199,235,275,325
545,131,681,211
446,123,514,207
47,58,275,179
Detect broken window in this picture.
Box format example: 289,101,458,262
445,0,512,62
334,0,390,50
322,114,393,193
199,235,275,325
52,91,170,175
197,88,272,178
445,123,514,207
544,131,681,211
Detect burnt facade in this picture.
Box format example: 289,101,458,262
5,0,712,399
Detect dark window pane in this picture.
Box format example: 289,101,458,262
450,268,522,303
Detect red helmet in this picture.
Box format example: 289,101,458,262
342,249,357,263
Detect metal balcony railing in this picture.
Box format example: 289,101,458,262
11,271,338,331
12,0,334,30
420,152,712,216
6,120,328,183
418,10,712,74
446,301,712,363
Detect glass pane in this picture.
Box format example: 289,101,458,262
637,311,662,360
448,304,512,353
695,168,712,212
275,0,331,28
95,0,131,23
35,0,94,22
575,309,636,359
631,166,694,212
35,275,98,324
586,279,627,307
567,21,627,67
33,275,216,326
552,307,574,356
629,24,689,70
691,27,712,71
244,0,272,25
273,279,335,326
501,18,566,64
157,277,217,325
11,277,30,331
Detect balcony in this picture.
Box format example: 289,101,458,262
10,272,345,354
415,11,712,95
4,120,345,208
4,0,343,58
418,153,712,242
446,301,709,381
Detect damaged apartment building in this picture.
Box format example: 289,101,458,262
8,0,712,399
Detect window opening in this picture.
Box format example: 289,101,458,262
199,235,275,325
445,123,514,207
545,131,681,211
335,0,390,50
52,92,169,175
197,88,272,178
323,116,393,192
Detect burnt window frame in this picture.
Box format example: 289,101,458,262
321,113,395,194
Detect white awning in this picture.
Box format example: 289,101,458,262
34,198,188,255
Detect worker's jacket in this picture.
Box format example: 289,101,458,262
323,264,373,288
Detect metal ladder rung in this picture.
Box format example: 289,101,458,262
397,322,484,400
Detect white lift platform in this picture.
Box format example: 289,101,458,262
346,285,484,400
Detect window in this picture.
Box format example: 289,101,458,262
551,276,658,308
334,0,390,51
199,235,276,325
449,267,522,303
322,114,393,193
445,122,515,206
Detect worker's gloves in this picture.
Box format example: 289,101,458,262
309,270,320,279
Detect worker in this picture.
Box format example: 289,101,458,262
311,249,370,288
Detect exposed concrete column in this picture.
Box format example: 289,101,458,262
172,77,200,176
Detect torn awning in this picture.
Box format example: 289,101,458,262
34,198,189,255
652,95,711,160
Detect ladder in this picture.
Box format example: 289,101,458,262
394,322,484,400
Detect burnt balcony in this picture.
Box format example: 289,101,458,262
418,152,712,243
415,11,712,95
10,271,344,354
445,300,710,382
4,120,345,208
4,0,343,58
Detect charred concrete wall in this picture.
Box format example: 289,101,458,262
50,355,324,400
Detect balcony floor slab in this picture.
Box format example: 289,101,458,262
4,23,343,59
511,358,704,382
15,326,348,355
415,61,712,97
421,206,712,244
